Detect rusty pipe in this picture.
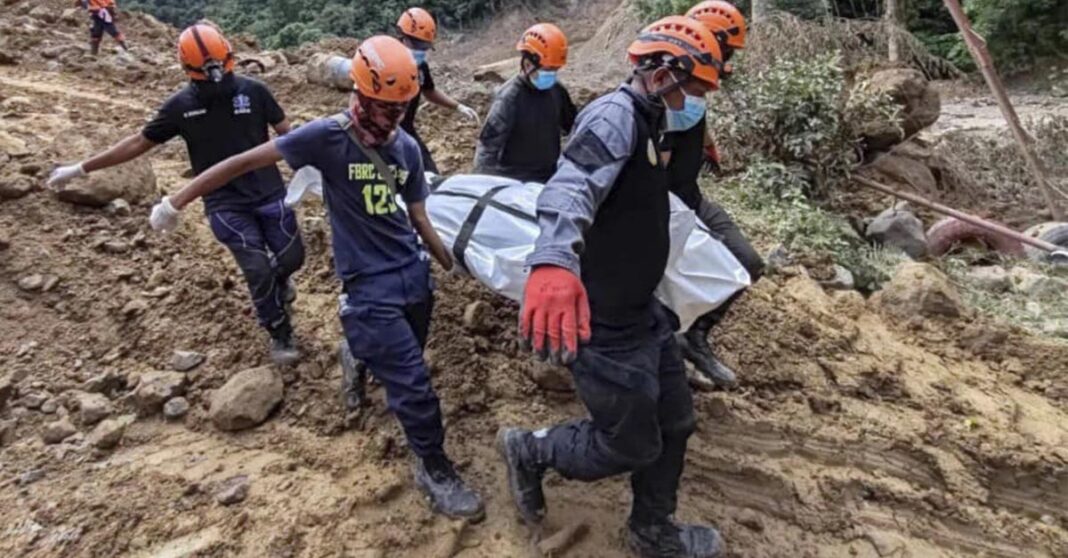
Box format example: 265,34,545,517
852,175,1068,261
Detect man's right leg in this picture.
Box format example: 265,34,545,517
208,209,297,364
498,332,664,523
89,17,104,56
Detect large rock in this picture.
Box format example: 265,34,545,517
88,415,133,450
51,133,156,207
866,206,929,259
869,69,941,139
209,366,283,431
866,152,937,193
875,262,963,320
0,176,34,200
41,417,77,444
68,391,113,425
133,371,188,416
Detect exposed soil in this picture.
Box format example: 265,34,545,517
2,2,1067,558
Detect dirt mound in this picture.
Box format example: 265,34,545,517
2,2,1068,557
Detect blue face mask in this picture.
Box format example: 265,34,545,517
531,70,558,90
664,92,707,132
411,49,428,65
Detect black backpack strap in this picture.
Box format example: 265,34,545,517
330,112,399,197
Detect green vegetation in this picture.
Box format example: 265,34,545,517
123,0,539,48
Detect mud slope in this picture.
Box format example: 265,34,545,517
2,2,1068,557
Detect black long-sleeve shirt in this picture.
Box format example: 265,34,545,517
474,76,577,183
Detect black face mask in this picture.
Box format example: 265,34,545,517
193,72,236,103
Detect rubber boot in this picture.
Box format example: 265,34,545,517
268,320,300,366
338,339,366,411
626,518,725,558
678,321,737,388
414,454,485,521
496,427,546,524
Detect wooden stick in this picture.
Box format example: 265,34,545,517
941,0,1064,220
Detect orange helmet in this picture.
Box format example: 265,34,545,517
516,23,568,69
686,1,747,50
628,16,723,89
350,36,421,103
397,8,437,46
178,24,234,82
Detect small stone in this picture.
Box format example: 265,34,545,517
17,274,44,291
18,469,45,486
216,475,250,506
133,371,188,416
819,265,856,291
81,370,125,395
738,509,765,532
163,397,190,420
525,362,573,393
40,399,58,414
967,266,1010,292
21,391,48,409
0,176,34,200
865,205,929,259
41,417,77,444
106,198,131,216
41,275,59,292
462,301,493,333
146,269,167,287
69,391,112,425
88,416,132,449
1040,514,1057,526
171,350,206,372
765,245,792,274
209,366,283,431
122,298,148,318
102,240,130,254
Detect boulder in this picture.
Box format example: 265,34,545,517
865,206,928,259
216,475,250,506
875,262,963,320
868,69,941,139
209,366,283,431
0,176,34,200
88,416,133,449
967,266,1011,292
52,132,156,207
866,153,937,193
133,371,187,416
1009,267,1067,300
68,391,112,425
41,417,77,444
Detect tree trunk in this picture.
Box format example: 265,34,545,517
885,0,904,63
751,0,771,22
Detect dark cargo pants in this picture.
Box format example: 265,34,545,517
532,304,696,524
691,198,765,330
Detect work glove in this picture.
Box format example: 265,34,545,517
520,265,591,365
47,163,87,189
457,104,481,126
701,143,722,175
149,196,181,233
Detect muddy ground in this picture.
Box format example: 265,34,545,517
1,2,1067,557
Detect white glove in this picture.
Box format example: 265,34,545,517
47,163,87,189
457,104,481,126
150,197,182,233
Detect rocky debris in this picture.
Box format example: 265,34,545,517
68,391,112,426
216,475,250,506
102,239,130,254
868,69,941,142
28,5,56,23
21,391,49,410
88,416,133,450
819,265,856,291
967,266,1011,292
462,301,493,333
171,350,206,372
41,417,77,444
81,370,126,396
18,469,45,486
525,362,574,393
209,366,283,431
0,176,34,199
0,420,14,446
0,131,29,157
1009,267,1067,300
17,274,44,292
866,205,928,259
105,198,131,216
866,152,937,193
133,371,188,416
54,149,156,207
122,298,149,318
163,397,190,420
875,262,963,320
0,374,14,410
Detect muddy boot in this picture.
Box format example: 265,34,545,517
338,339,367,411
268,321,300,366
626,518,725,558
414,455,485,521
678,327,737,389
496,427,546,524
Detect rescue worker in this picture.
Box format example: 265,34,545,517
395,7,481,174
669,1,763,388
77,0,129,56
147,36,485,521
473,23,577,183
497,16,727,558
47,24,304,365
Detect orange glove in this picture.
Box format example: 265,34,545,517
520,266,592,365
